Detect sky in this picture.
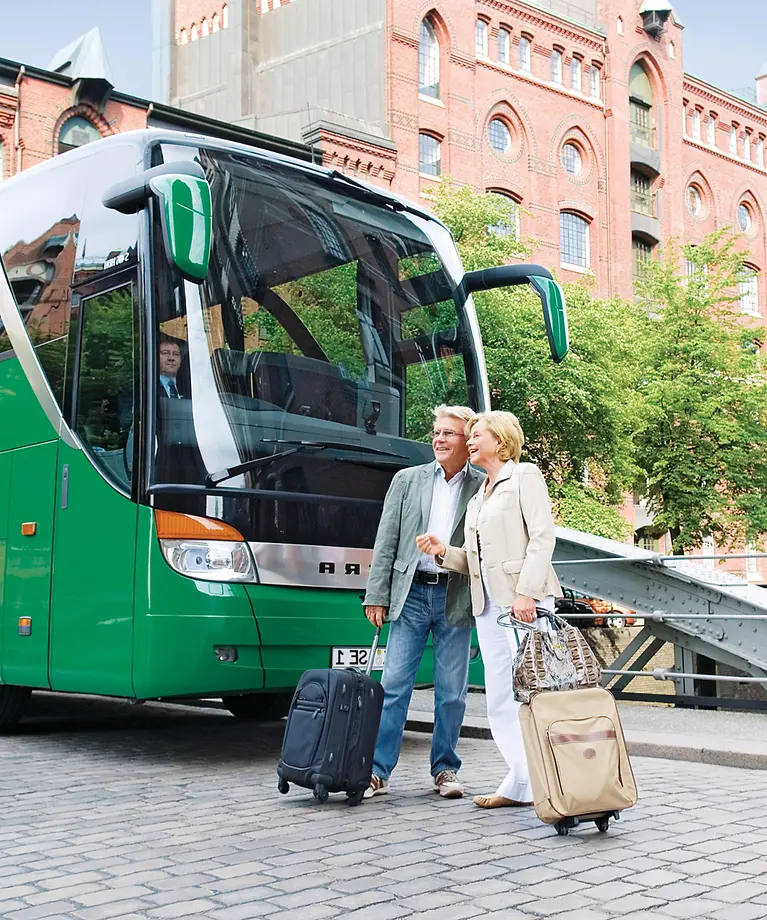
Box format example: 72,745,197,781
0,0,765,102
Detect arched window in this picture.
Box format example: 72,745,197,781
179,28,188,44
589,64,601,99
519,36,532,73
551,49,563,84
629,62,653,147
560,211,590,269
692,109,701,140
497,28,510,65
419,133,441,177
58,116,101,155
571,57,582,92
488,191,520,239
190,23,199,40
475,20,488,58
212,13,220,31
561,142,583,175
707,113,717,146
222,4,229,28
738,202,753,233
418,18,440,99
201,17,209,35
738,266,760,315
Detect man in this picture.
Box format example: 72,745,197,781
159,340,184,398
363,405,484,799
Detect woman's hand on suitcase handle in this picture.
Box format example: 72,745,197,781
365,605,387,628
416,533,446,557
512,595,537,624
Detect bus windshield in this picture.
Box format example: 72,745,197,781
151,146,485,562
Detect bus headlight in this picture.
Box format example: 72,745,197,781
159,539,256,582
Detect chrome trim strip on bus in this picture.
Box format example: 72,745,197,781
248,542,373,590
0,263,80,449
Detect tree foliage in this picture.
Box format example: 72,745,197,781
429,181,645,539
634,231,767,552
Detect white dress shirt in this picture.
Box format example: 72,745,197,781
417,461,468,574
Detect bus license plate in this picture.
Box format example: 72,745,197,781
331,646,386,671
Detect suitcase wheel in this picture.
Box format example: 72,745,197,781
555,822,569,836
595,816,610,833
347,789,364,806
313,783,329,804
278,779,289,795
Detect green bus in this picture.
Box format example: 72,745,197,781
0,130,567,729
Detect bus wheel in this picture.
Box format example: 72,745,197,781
0,686,32,731
223,692,292,721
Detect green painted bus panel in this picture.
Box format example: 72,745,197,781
1,442,58,687
0,452,11,540
49,446,136,696
246,585,484,689
0,358,59,452
132,510,264,698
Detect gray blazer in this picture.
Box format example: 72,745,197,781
363,462,485,627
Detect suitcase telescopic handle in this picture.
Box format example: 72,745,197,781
366,625,383,677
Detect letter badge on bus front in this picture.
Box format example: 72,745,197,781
318,562,335,574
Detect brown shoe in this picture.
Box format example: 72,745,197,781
432,770,464,798
473,794,533,808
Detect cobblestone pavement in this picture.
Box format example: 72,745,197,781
1,694,767,920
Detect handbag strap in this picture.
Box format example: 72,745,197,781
496,608,557,631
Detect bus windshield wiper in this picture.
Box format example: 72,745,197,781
206,439,410,487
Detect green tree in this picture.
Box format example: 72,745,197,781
634,230,767,552
429,180,645,539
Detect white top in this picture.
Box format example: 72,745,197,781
417,461,467,574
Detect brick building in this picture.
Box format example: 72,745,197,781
156,0,767,309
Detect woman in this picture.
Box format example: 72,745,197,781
416,411,562,808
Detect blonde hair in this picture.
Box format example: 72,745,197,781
467,410,525,463
433,404,474,425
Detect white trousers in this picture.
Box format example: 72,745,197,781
474,592,555,802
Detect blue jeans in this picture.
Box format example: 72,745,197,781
372,582,471,780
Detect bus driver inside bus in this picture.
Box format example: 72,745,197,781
159,340,185,398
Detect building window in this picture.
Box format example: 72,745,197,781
551,49,563,84
738,267,759,315
631,171,654,216
630,101,653,147
179,28,188,43
757,138,765,167
519,36,531,73
589,65,600,99
560,212,589,269
58,116,101,155
212,13,219,31
692,109,701,140
498,27,510,64
738,202,753,233
746,542,759,576
475,19,488,57
744,133,752,162
686,184,702,216
669,40,675,58
617,16,624,34
488,191,520,238
707,114,716,145
222,4,228,27
418,18,440,99
633,237,653,279
730,125,738,155
488,118,512,153
419,133,441,177
571,57,582,92
190,23,199,40
561,142,583,175
201,17,209,35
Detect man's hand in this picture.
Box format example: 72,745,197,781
416,533,446,557
512,594,537,624
365,605,387,628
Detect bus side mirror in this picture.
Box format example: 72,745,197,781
103,161,212,284
149,174,212,284
463,264,569,363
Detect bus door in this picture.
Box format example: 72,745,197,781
49,271,139,696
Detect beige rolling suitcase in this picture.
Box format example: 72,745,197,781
519,685,638,835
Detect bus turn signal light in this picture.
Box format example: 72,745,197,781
154,510,245,542
18,618,32,636
21,522,37,536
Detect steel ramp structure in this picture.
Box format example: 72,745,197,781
552,527,767,694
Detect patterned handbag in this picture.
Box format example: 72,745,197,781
498,610,602,703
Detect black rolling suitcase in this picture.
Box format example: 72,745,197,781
277,628,384,805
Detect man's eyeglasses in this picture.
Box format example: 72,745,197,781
432,429,464,440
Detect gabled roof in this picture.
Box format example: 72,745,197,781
47,27,113,85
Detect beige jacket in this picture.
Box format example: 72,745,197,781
439,461,562,616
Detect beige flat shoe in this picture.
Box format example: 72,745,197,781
473,794,533,808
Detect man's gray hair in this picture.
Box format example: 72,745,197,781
433,405,474,425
